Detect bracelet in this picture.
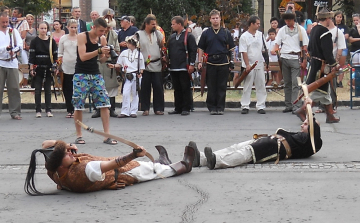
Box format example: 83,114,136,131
98,47,102,54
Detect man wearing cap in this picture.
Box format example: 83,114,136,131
271,6,308,113
118,15,138,52
92,10,120,118
295,8,340,123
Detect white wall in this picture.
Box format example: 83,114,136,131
92,0,109,16
72,0,79,7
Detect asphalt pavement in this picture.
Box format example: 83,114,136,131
1,106,360,223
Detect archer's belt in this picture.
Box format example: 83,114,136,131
271,134,292,164
287,52,300,55
311,56,325,62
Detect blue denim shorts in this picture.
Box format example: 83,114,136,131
342,48,348,56
72,73,110,110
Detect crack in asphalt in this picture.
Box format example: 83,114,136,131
178,179,209,223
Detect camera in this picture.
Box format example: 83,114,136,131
108,45,118,61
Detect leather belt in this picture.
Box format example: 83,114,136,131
287,52,300,55
0,57,16,61
311,56,325,62
271,134,292,164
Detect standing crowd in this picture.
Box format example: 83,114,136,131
0,3,358,131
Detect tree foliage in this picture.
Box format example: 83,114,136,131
2,0,53,16
332,0,355,26
117,0,216,36
193,0,250,30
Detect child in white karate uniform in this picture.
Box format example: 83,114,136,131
108,35,144,118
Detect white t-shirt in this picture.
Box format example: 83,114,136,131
58,35,77,74
275,24,309,60
116,48,145,73
85,161,105,182
266,39,278,62
329,26,346,58
239,30,264,69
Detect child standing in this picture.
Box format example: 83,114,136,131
266,28,282,87
108,35,144,118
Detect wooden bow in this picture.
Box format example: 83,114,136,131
76,120,155,162
297,77,316,154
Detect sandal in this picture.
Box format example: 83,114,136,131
315,109,325,113
66,113,72,118
103,138,118,145
75,137,86,144
11,115,22,120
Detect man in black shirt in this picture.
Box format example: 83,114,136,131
73,18,117,145
191,98,322,169
117,16,138,52
167,16,197,116
197,9,235,115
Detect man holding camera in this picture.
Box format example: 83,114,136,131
92,10,120,118
0,12,23,120
72,18,117,145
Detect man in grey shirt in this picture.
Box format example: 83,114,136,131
137,15,164,116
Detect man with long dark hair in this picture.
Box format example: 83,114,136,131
24,140,195,195
137,15,165,116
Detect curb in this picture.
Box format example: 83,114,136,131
2,100,360,110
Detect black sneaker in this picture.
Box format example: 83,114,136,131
91,109,100,118
337,81,343,88
204,147,216,170
257,109,266,114
282,107,293,113
210,111,217,115
181,111,190,116
110,110,118,117
168,110,181,115
241,108,249,114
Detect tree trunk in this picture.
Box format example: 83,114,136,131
257,0,264,32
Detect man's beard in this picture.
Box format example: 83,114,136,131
151,27,156,33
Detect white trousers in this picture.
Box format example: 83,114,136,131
199,140,254,169
241,68,267,110
125,161,175,182
121,76,141,116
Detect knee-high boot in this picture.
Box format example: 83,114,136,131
324,104,340,123
169,146,195,175
155,145,172,165
109,97,118,117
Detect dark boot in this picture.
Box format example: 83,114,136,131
169,146,195,175
182,146,195,172
109,97,118,117
188,141,200,167
324,104,340,123
204,147,216,170
91,109,100,118
169,161,188,176
293,102,306,122
154,145,172,165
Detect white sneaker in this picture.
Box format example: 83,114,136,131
36,112,41,118
47,112,53,117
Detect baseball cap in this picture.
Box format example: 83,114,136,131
118,15,130,22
